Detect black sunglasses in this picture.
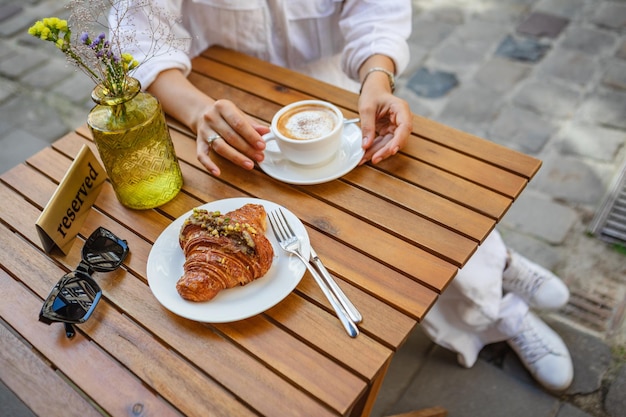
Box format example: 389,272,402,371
39,227,129,338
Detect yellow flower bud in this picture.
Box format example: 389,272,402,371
28,21,44,36
57,19,68,32
40,27,51,40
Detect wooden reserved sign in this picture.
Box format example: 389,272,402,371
36,145,106,254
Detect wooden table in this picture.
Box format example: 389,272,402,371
0,46,541,417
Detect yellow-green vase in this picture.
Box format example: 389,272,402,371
87,77,183,209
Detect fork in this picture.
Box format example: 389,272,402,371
268,209,359,338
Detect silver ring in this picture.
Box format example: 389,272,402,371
206,134,221,147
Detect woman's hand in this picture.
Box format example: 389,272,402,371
194,99,269,176
147,69,269,177
358,90,412,165
357,57,412,165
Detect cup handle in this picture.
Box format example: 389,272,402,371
262,131,277,143
261,131,281,154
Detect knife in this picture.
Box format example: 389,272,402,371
309,247,362,324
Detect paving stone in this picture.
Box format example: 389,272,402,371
578,89,626,129
424,5,464,24
554,122,626,162
498,229,562,271
0,47,48,80
21,57,74,90
389,345,559,417
438,84,503,126
475,3,533,24
407,67,458,98
560,26,618,55
0,128,49,174
501,190,577,244
517,11,570,38
602,58,626,90
0,77,18,103
534,0,590,19
0,379,35,417
0,10,37,37
404,43,428,75
428,38,487,71
532,153,609,206
453,19,510,49
0,41,12,60
536,48,597,86
556,402,594,417
50,70,95,105
605,364,626,417
0,95,68,142
371,326,434,417
617,39,626,59
474,57,531,93
513,79,581,118
550,320,612,395
591,2,626,30
0,3,21,22
488,105,556,154
0,0,68,37
408,18,457,49
495,34,552,62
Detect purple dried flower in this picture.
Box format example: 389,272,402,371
80,32,89,44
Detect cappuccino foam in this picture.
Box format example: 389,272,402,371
277,105,338,141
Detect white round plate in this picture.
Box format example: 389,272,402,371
258,123,364,185
147,197,310,322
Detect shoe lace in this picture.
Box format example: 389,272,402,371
504,257,547,299
510,318,553,364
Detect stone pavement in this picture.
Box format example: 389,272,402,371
1,0,625,417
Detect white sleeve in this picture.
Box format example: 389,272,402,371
338,0,412,80
109,0,192,89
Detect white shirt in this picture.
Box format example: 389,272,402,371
112,0,411,92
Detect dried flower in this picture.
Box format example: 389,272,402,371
28,0,185,98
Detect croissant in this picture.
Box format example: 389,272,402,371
177,204,274,302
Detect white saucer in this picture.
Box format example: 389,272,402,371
258,123,364,185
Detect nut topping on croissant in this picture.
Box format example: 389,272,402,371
176,203,274,302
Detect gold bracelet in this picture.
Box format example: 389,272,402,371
359,67,396,94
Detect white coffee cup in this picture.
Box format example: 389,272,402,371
263,100,344,166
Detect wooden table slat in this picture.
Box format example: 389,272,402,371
403,138,529,199
341,167,496,243
200,46,359,111
411,113,542,179
373,154,514,221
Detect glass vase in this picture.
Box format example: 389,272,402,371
87,77,183,210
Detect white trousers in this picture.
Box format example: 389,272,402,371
421,229,529,367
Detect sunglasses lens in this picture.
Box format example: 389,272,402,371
40,273,102,323
83,227,129,271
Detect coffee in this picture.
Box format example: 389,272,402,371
263,100,344,166
276,104,339,141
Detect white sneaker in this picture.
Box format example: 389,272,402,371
503,250,569,310
507,312,573,391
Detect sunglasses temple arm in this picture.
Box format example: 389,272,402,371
64,323,76,338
